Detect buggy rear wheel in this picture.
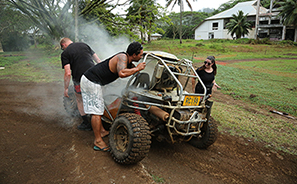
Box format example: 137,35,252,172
109,113,151,164
63,85,80,117
188,120,218,149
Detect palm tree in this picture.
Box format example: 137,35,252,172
226,10,252,39
165,0,196,44
277,0,297,42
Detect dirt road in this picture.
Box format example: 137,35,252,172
0,79,296,184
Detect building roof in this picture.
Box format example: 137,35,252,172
151,33,162,37
206,0,268,20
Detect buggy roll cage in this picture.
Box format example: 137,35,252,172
122,51,208,109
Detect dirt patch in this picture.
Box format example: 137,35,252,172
0,79,296,184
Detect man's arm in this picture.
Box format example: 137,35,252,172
116,54,145,78
63,64,71,97
92,53,101,63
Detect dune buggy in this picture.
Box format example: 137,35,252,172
64,51,218,165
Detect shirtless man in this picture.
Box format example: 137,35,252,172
80,42,146,151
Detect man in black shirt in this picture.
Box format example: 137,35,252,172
81,42,145,151
60,37,101,131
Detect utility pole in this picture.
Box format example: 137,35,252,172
254,0,260,39
179,0,184,44
74,0,78,42
179,0,183,44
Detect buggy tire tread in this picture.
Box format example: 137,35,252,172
109,113,151,164
188,120,218,149
63,85,80,117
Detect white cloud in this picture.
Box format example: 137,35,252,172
159,0,231,12
113,0,230,14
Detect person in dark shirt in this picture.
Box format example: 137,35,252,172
60,37,101,131
81,42,146,151
192,56,220,95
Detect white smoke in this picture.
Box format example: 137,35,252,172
79,24,130,60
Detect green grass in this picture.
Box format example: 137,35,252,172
0,53,26,67
144,39,297,61
151,174,165,183
217,63,297,116
0,49,62,82
231,59,297,74
212,102,297,155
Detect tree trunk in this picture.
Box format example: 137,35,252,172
282,26,286,40
179,0,183,44
0,41,3,52
34,36,37,48
148,21,151,44
74,0,79,42
294,27,297,42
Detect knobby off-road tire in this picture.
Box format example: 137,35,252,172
188,120,218,149
109,113,151,165
63,85,80,117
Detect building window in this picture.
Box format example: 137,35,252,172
212,22,218,30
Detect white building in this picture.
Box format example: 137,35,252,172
193,0,267,40
150,33,162,40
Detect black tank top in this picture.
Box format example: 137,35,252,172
84,52,132,86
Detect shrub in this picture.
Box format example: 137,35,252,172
278,40,295,46
195,43,205,47
234,38,251,44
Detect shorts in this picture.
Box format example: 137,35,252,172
73,81,81,94
80,75,105,115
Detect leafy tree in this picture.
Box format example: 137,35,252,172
261,0,272,9
163,13,180,39
163,11,209,39
6,0,128,42
277,0,297,42
79,0,131,37
126,0,155,43
165,0,197,44
0,1,32,51
7,0,75,41
226,10,252,39
277,0,297,26
126,0,169,43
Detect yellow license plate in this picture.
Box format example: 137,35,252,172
183,95,201,106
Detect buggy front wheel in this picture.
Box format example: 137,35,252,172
188,120,218,149
109,113,151,164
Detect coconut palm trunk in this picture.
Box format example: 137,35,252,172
179,0,183,44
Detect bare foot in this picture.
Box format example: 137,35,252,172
101,131,109,138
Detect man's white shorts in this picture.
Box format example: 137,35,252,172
81,75,104,115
